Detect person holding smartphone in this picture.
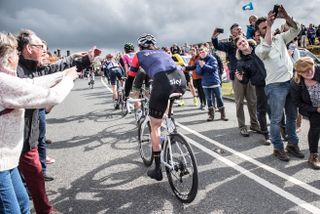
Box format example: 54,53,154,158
255,5,302,162
212,23,260,137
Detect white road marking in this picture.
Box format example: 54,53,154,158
182,134,320,214
176,122,320,197
101,77,112,92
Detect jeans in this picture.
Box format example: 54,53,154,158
0,168,30,214
38,109,47,175
203,87,224,108
265,81,299,150
193,79,206,106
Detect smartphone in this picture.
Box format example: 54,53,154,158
273,4,280,17
94,48,102,56
216,28,224,34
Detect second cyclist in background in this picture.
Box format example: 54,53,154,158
123,43,137,98
105,54,125,109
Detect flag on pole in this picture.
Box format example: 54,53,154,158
242,2,254,10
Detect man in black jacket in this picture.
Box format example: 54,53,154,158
212,24,260,137
234,36,270,145
17,29,91,214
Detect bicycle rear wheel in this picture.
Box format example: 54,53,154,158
138,116,153,166
120,97,128,117
164,133,198,203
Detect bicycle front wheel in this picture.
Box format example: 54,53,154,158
138,116,153,166
164,133,198,203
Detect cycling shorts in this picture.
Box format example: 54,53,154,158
149,69,187,119
109,68,123,85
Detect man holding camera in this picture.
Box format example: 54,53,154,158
212,24,260,137
255,5,302,161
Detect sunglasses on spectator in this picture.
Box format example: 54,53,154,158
30,44,44,49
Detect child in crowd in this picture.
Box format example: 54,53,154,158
246,15,258,39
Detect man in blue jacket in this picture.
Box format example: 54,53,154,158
196,45,228,121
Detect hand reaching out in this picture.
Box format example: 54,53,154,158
267,11,276,27
212,28,221,38
71,52,87,59
88,46,102,62
276,5,289,19
63,67,79,80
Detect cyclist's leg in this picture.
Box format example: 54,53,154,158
124,75,135,98
92,71,95,81
147,72,171,181
149,117,162,152
87,72,91,84
132,70,146,109
109,70,117,100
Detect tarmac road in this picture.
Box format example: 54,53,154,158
39,77,320,214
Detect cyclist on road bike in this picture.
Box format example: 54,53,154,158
123,43,136,97
105,54,125,109
87,66,95,87
128,33,187,181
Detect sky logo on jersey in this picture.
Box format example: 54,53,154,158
170,78,182,86
144,51,158,57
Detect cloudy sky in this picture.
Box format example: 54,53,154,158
0,0,318,54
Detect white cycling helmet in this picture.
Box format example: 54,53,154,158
137,33,156,48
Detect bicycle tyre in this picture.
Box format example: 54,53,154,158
120,97,128,117
164,133,198,203
138,116,153,166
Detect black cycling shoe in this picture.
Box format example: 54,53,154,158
147,168,163,181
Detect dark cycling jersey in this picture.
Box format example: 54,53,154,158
128,49,177,79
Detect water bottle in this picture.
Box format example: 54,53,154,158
167,118,175,133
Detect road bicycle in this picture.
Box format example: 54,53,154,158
138,93,198,203
117,81,150,124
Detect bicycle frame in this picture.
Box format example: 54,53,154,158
160,117,188,170
137,92,198,203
